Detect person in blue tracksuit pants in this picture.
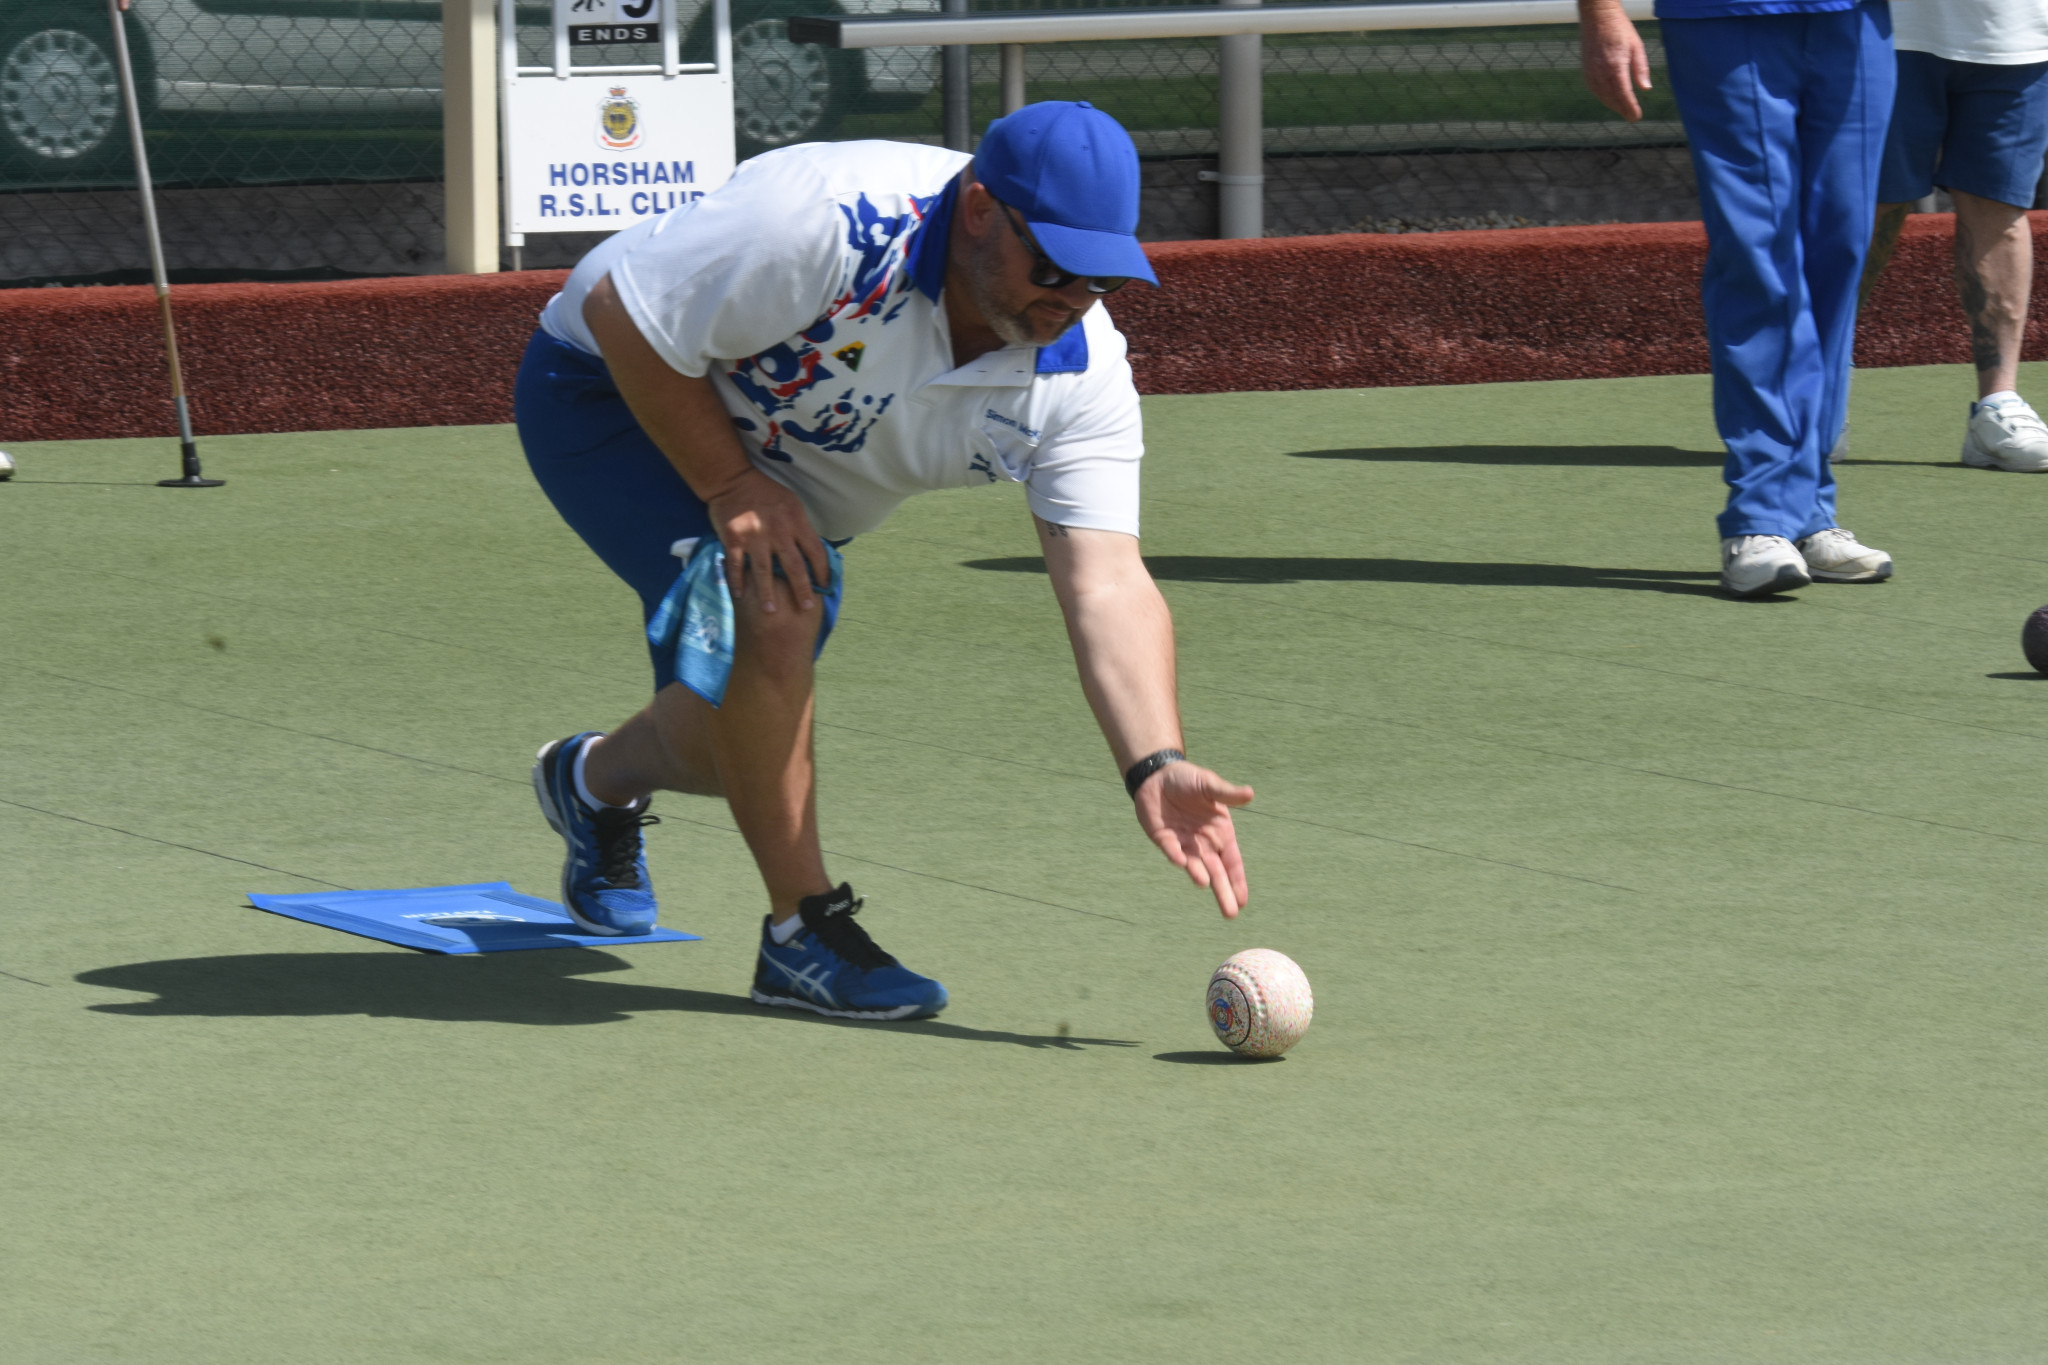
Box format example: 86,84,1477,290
1579,0,1899,597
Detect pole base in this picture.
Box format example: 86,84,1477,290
158,474,224,487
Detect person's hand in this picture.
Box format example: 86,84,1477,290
703,467,827,613
1134,761,1253,918
1579,0,1651,123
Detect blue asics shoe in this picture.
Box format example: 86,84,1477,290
532,731,659,937
751,884,948,1020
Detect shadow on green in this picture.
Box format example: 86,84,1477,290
965,555,1724,596
1291,444,1723,466
76,951,1138,1051
2,476,169,487
1833,458,1970,467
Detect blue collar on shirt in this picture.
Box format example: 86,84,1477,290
906,175,1091,376
1035,325,1089,374
905,177,957,304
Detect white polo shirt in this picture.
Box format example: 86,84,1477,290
540,140,1145,543
1891,0,2048,64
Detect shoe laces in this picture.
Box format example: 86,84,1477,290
1805,527,1856,550
802,888,899,970
591,805,658,887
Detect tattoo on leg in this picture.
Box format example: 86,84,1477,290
1955,229,2007,378
1859,204,1912,312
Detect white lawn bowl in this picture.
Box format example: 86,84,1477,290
0,450,14,480
1206,948,1313,1057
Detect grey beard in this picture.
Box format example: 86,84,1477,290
966,227,1054,348
986,307,1038,348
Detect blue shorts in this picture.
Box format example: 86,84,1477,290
514,328,720,692
1879,48,2048,208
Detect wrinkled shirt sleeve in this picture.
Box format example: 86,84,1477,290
1023,314,1144,537
609,156,845,378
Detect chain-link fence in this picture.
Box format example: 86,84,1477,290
840,15,1694,238
1,1,1697,287
0,0,455,284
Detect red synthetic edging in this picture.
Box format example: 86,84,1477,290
0,271,565,443
1124,213,2029,390
0,214,2023,442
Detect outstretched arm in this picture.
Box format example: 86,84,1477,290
1034,515,1253,917
1579,0,1651,123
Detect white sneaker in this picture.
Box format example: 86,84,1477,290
1961,396,2048,472
1796,526,1893,582
1720,535,1811,597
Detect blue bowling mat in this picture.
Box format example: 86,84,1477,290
248,883,701,954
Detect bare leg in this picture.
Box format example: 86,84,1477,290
1859,202,1913,312
580,577,831,924
702,583,832,923
582,685,724,802
1953,189,2034,399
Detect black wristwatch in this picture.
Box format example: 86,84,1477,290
1123,748,1186,799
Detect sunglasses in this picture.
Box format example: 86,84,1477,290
994,200,1130,296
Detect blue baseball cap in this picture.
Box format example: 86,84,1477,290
973,101,1158,287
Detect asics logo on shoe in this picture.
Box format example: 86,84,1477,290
812,891,858,919
569,851,621,885
765,959,840,1008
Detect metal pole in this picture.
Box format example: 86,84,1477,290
499,0,519,266
788,2,1658,50
999,43,1025,115
942,0,971,150
107,0,220,488
1216,0,1263,239
443,0,499,273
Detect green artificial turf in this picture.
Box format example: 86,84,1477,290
4,363,2046,1362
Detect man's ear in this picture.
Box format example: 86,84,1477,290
958,175,999,236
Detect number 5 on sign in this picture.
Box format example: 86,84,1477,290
500,0,736,242
568,0,656,18
566,0,658,44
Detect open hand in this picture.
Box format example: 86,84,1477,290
1579,0,1651,123
704,468,828,612
1134,761,1253,918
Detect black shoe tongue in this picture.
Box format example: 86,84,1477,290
801,883,859,924
796,883,895,969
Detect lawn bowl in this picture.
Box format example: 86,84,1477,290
1207,949,1313,1057
2024,605,2048,675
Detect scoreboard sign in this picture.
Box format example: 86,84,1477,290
500,0,735,240
565,0,657,45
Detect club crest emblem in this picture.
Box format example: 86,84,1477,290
597,86,641,150
1208,979,1252,1047
833,342,865,371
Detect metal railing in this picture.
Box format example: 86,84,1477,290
792,0,1655,237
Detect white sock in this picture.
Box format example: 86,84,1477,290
769,914,804,945
1982,389,2020,407
571,737,634,812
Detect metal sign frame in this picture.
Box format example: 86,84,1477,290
500,0,734,249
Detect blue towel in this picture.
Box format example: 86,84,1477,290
647,537,844,707
248,884,700,954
